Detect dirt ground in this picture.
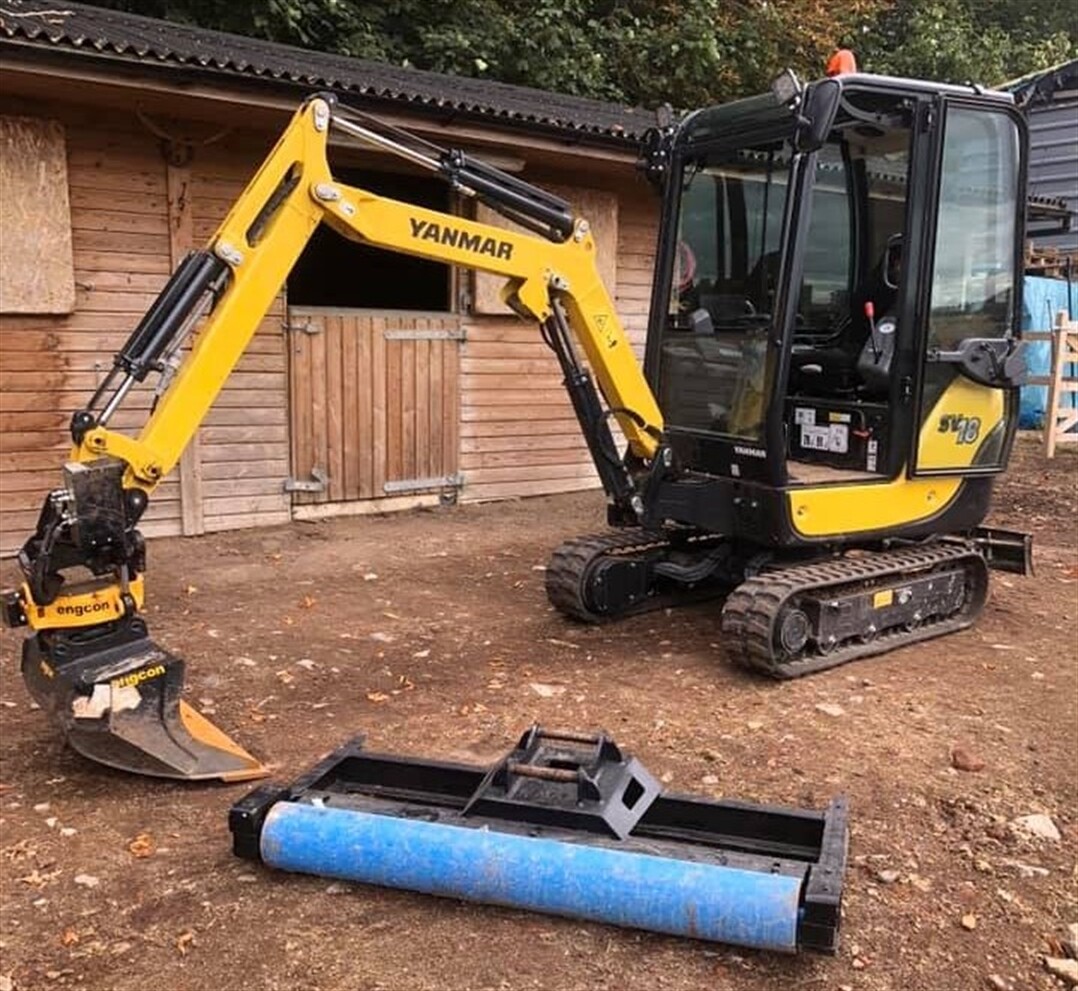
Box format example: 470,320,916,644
1,435,1076,991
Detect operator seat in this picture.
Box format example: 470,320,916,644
790,235,902,399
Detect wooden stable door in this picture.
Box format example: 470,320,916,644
287,309,461,505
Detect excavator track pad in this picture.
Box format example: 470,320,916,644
548,530,992,680
21,614,267,782
546,529,732,621
722,542,989,678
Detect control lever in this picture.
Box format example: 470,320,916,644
864,300,881,362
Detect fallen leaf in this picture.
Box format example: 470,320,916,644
412,649,430,659
529,682,566,698
184,584,198,596
366,692,390,703
19,868,59,888
176,931,195,956
61,930,79,946
299,595,317,609
73,874,100,889
128,833,155,859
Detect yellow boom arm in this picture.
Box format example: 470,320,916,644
74,96,662,493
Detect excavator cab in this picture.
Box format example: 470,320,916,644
547,70,1033,676
643,72,1028,534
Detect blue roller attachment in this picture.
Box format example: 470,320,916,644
230,727,848,953
261,801,803,951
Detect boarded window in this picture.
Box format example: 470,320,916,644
0,116,75,314
288,167,452,311
473,184,618,315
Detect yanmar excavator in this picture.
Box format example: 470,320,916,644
2,62,1032,784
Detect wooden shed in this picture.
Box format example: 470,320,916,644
0,1,662,553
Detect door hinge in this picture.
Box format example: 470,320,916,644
383,473,463,494
383,328,466,342
283,319,321,334
284,466,328,493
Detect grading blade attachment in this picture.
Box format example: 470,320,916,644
21,614,267,782
231,725,848,953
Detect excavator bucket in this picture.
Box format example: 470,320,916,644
21,616,267,782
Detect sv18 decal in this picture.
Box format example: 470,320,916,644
937,413,981,445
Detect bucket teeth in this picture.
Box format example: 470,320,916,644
21,616,268,783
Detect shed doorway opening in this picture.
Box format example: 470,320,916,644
287,167,453,312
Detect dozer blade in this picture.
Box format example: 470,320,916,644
21,615,268,782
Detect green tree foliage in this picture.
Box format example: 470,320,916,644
851,0,1076,86
94,0,1077,106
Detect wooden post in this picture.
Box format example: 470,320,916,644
1044,309,1078,459
164,141,205,535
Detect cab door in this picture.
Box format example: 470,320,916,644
913,102,1026,475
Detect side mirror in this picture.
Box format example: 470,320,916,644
795,78,842,152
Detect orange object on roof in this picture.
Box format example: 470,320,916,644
826,49,858,76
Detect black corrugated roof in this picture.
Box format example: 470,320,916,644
0,0,653,145
1003,58,1078,105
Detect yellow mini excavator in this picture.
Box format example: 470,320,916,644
2,63,1033,780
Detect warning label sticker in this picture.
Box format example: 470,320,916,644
802,424,849,453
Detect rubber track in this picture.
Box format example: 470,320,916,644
545,530,670,622
721,542,988,679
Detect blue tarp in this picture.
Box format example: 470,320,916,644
1020,276,1077,429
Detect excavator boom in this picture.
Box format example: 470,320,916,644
2,94,664,781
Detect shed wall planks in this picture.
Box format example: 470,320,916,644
459,189,657,503
0,108,289,553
